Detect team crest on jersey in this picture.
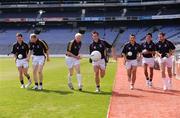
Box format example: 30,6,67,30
144,44,146,48
158,45,161,48
99,44,102,48
128,47,131,50
164,44,167,47
94,46,96,49
17,47,19,50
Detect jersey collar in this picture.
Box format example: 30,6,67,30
17,41,24,45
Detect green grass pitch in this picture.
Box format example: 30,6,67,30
0,58,116,118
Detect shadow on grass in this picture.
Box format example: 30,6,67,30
27,88,73,95
75,89,112,95
112,91,144,98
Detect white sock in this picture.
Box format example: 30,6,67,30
77,74,82,87
68,73,72,84
163,78,168,86
168,77,172,84
167,77,172,88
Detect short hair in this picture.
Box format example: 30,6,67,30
16,33,23,37
130,34,136,37
146,33,152,37
159,32,165,36
30,33,37,39
75,33,82,38
92,31,99,36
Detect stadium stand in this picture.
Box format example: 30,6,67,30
0,25,180,54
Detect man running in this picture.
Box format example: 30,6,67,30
65,33,83,91
141,33,156,87
122,34,141,90
27,33,49,90
11,33,31,88
155,32,175,91
89,31,116,92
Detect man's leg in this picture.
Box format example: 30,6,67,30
167,67,173,89
67,67,74,90
166,57,173,90
126,61,132,82
131,66,137,86
23,67,32,88
94,66,101,92
32,64,39,89
99,60,106,78
18,67,25,88
144,63,149,86
144,63,149,79
161,62,168,90
23,68,30,80
100,68,105,78
66,56,74,90
75,64,83,91
149,67,154,87
127,69,132,82
38,64,44,90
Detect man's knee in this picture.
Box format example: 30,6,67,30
33,70,37,74
18,70,23,75
76,70,80,74
161,70,165,74
168,71,172,77
132,68,137,73
94,70,99,78
38,70,43,75
95,71,99,76
19,72,23,76
100,73,105,78
69,73,73,76
100,70,105,78
144,69,148,74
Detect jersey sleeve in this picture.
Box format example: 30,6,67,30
67,42,73,52
89,44,93,63
138,44,142,53
103,40,112,48
25,43,29,54
168,41,176,50
152,43,156,51
79,42,82,49
122,44,127,55
155,43,159,52
29,42,33,51
140,43,143,50
89,43,93,54
11,44,16,54
41,40,49,53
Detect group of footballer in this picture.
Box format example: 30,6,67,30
11,31,175,92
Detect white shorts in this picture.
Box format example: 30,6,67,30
92,59,106,70
142,57,155,68
32,55,45,66
125,59,138,69
16,59,28,68
159,56,173,68
65,56,80,69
